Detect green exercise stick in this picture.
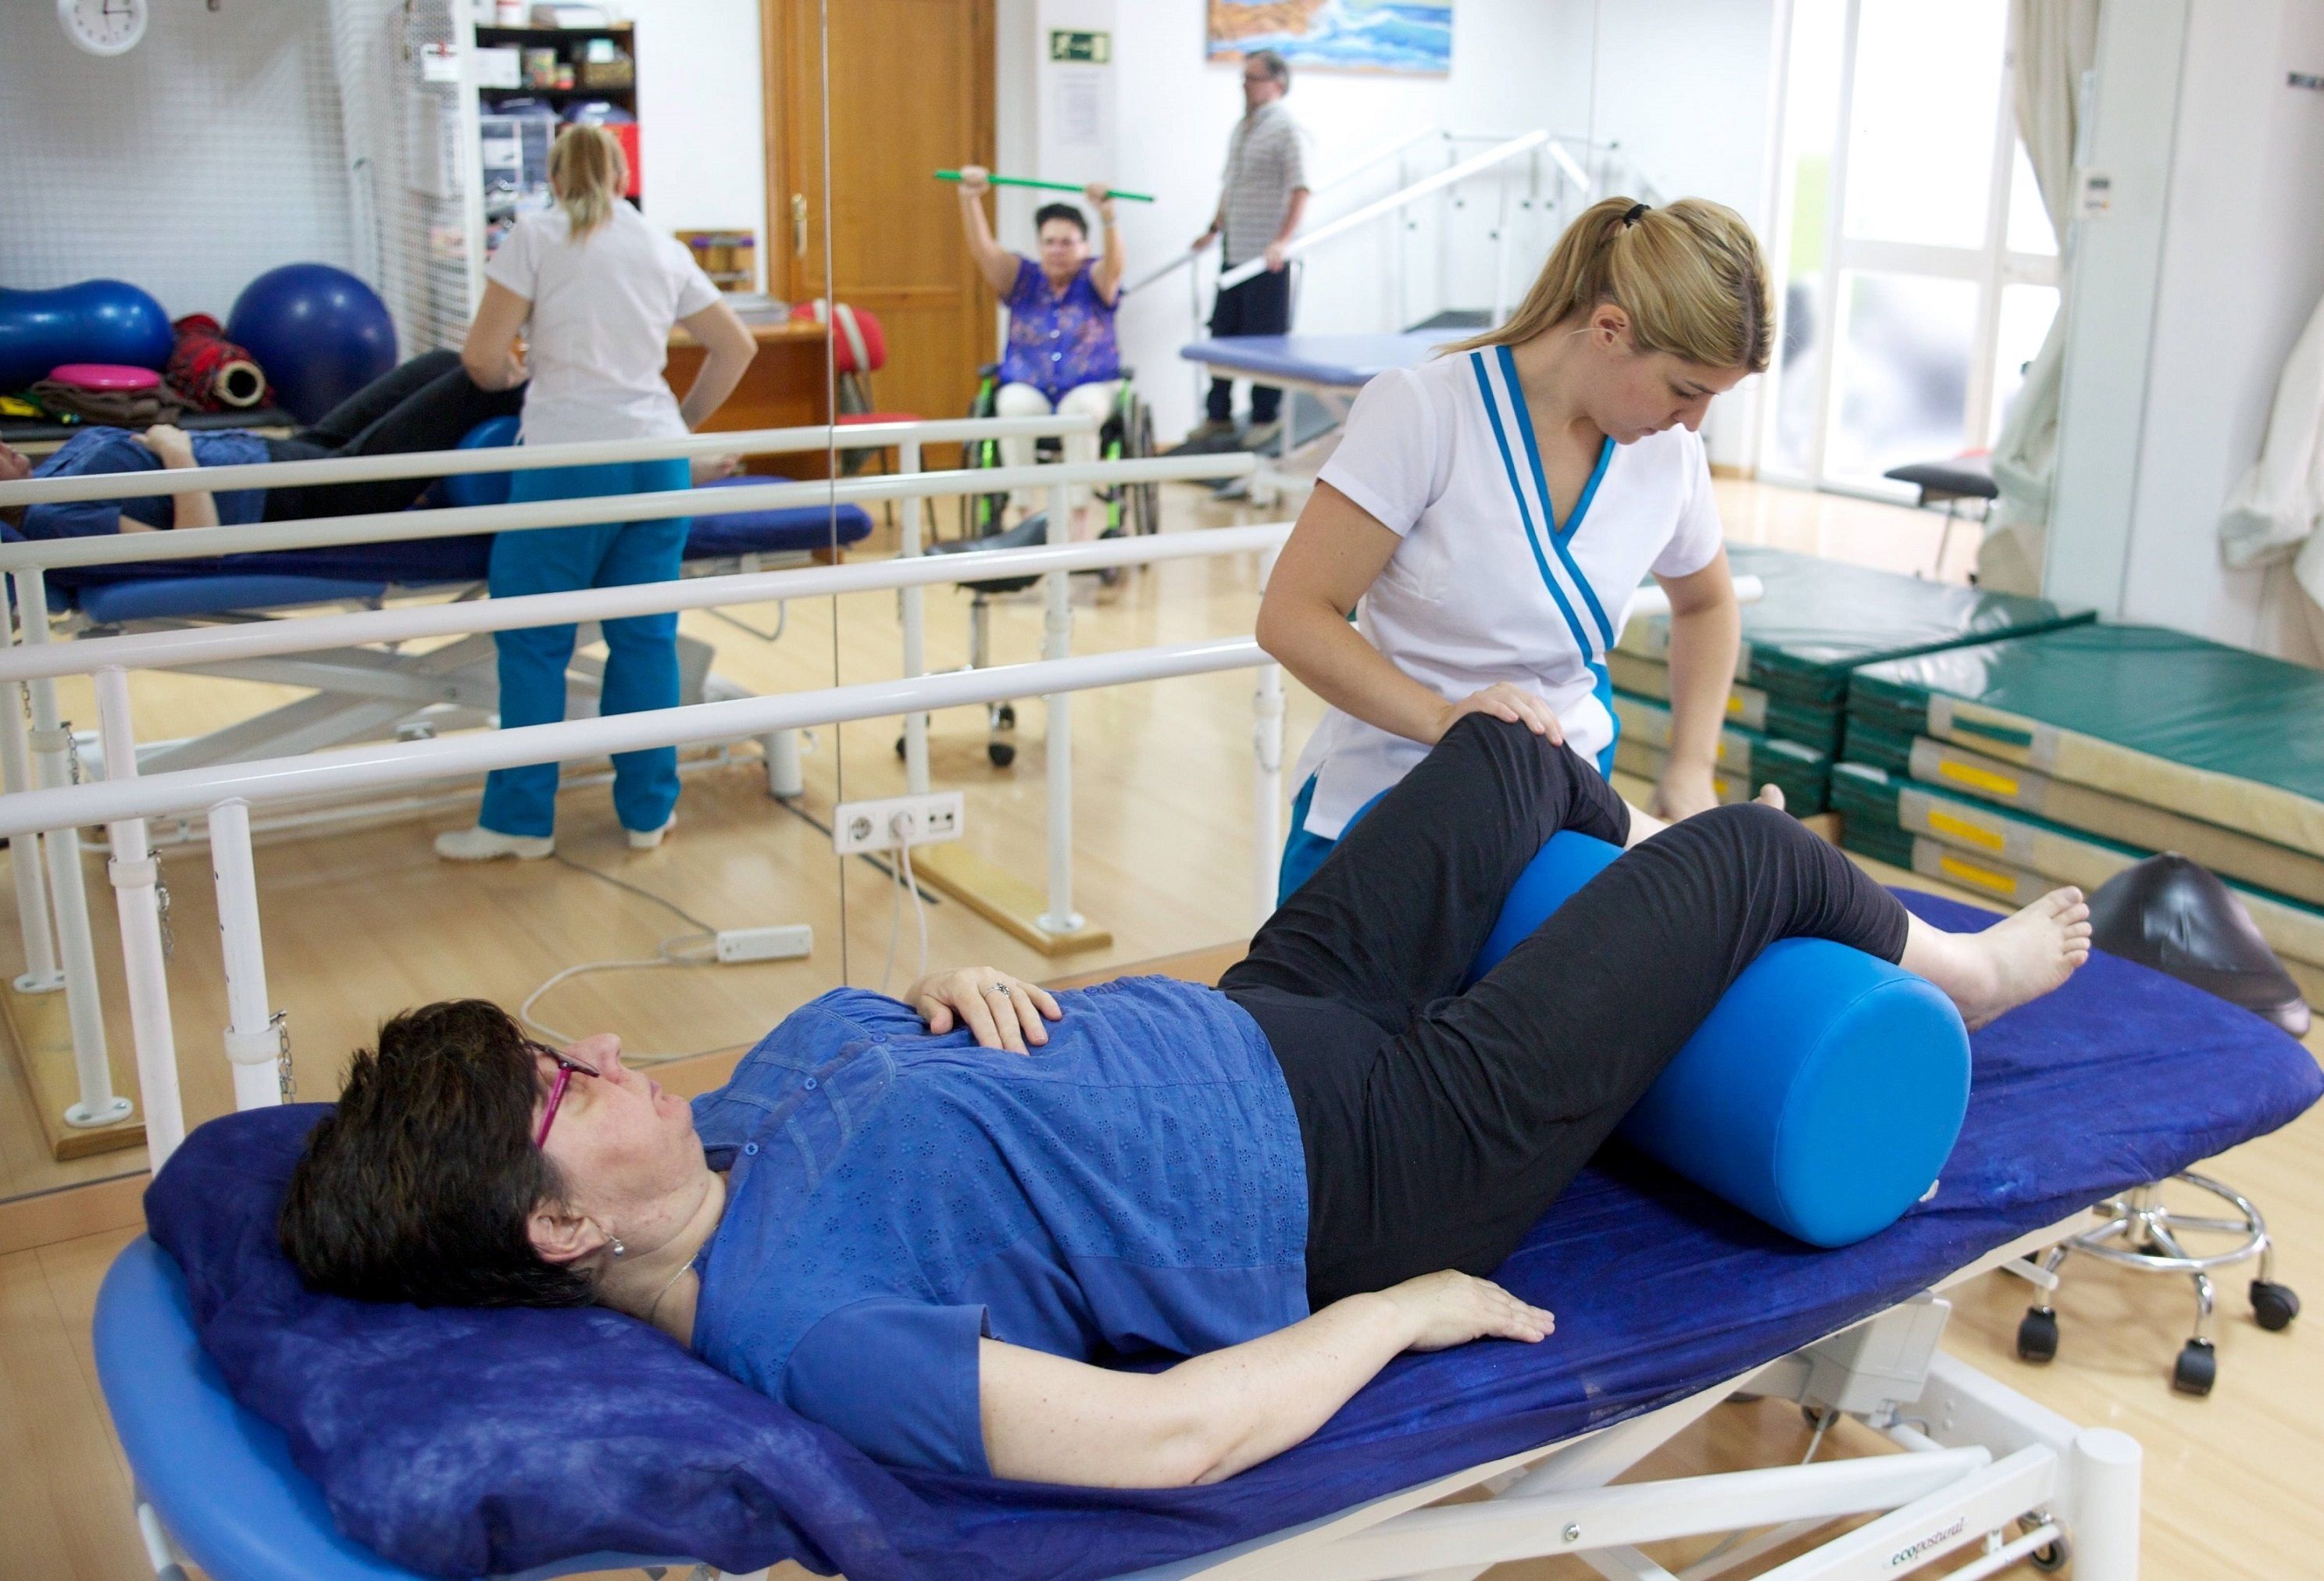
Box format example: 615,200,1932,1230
935,170,1155,203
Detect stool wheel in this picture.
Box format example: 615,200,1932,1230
996,704,1016,729
2251,1279,2299,1331
2172,1337,2217,1396
894,734,907,760
988,741,1016,768
2029,1536,2070,1572
2015,1306,2059,1363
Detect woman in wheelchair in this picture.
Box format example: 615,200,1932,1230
952,162,1128,537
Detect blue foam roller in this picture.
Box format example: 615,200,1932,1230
0,279,174,392
1468,831,1971,1247
442,415,523,509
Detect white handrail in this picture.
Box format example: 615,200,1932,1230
1217,130,1551,291
0,414,1099,508
0,452,1255,573
0,639,1268,837
0,523,1299,683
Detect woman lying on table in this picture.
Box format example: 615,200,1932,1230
280,716,2089,1486
0,350,522,537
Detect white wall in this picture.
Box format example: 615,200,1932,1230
621,0,769,292
2048,0,2324,658
0,1,355,319
995,0,1781,452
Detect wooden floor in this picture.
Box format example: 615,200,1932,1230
5,478,2313,1578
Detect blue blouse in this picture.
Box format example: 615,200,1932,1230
688,979,1308,1476
20,426,273,538
999,256,1121,401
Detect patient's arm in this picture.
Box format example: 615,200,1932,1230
138,426,216,530
978,1269,1553,1486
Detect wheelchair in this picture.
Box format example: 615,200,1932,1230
956,366,1158,540
894,369,1155,769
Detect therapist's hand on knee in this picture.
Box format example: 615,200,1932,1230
1435,683,1562,746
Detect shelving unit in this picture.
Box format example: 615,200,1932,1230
470,21,641,252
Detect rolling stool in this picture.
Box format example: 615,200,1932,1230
2015,1176,2297,1395
905,514,1050,767
2015,855,2304,1394
1882,452,1996,579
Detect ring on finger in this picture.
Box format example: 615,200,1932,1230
984,983,1012,997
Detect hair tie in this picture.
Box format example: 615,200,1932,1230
1623,202,1651,227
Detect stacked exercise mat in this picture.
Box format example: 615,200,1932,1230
1838,623,2324,1001
1610,545,2093,816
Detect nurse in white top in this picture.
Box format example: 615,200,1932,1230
1258,195,1773,896
436,125,758,862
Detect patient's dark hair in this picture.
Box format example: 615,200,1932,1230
278,999,595,1308
1034,202,1088,238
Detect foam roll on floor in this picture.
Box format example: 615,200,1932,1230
1465,832,1972,1247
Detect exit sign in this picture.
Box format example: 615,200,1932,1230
1050,29,1110,63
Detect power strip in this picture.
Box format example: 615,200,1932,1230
832,792,966,855
714,925,814,964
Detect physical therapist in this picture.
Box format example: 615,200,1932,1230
436,124,756,862
1257,195,1771,896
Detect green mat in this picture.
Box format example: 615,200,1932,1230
1850,623,2324,860
1834,718,2324,908
1616,545,2093,705
1612,691,1830,813
1833,762,2324,970
1605,651,1843,752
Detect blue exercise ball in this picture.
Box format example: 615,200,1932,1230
442,416,523,509
226,263,397,424
0,280,174,393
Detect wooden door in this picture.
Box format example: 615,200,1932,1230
763,0,995,450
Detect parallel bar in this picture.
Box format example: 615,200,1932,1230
0,605,62,991
1218,131,1550,291
207,800,283,1112
1037,484,1080,935
16,569,123,1126
0,640,1270,838
0,454,1256,573
0,520,1297,683
96,667,184,1168
1253,663,1285,927
0,415,1098,508
899,436,931,798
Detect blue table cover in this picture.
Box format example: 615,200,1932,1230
137,894,2322,1581
1178,331,1453,387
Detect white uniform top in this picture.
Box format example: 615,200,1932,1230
484,204,722,445
1294,344,1724,839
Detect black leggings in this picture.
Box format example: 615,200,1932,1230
259,351,525,520
1223,716,1912,1308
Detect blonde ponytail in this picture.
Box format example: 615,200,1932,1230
549,124,629,240
1455,195,1772,373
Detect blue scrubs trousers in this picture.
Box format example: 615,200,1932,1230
477,458,691,838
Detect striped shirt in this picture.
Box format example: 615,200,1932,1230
1220,102,1308,266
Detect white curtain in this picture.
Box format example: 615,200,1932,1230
2219,283,2324,662
1979,0,2101,594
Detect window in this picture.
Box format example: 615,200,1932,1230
1759,0,2061,494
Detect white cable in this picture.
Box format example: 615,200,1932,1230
899,837,929,987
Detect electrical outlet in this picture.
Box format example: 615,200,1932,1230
832,791,966,855
714,925,814,964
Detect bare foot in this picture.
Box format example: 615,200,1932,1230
1901,887,2092,1030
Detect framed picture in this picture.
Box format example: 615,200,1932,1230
1206,1,1453,77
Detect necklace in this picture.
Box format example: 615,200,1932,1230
644,1257,696,1329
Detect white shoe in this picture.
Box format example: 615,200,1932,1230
435,825,555,862
627,815,675,851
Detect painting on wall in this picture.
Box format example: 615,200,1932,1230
1206,1,1454,77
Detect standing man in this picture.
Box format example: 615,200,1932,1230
1181,48,1310,452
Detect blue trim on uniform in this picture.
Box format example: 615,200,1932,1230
1591,659,1619,776
1469,353,1595,663
1496,344,1617,653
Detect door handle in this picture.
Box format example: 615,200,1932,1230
792,193,809,257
